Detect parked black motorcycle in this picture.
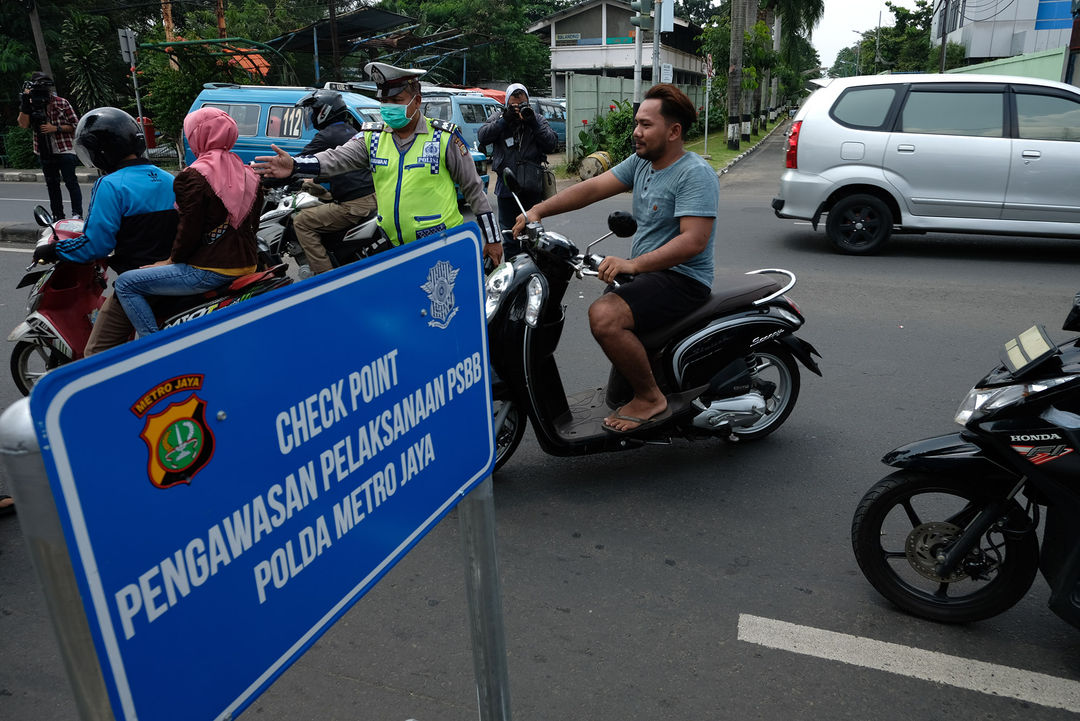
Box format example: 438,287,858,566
852,304,1080,629
485,173,821,471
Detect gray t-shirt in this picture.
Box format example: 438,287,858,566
610,151,717,288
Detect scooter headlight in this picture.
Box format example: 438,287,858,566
485,262,514,322
525,274,544,327
955,376,1073,425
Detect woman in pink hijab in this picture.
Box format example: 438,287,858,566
113,107,263,337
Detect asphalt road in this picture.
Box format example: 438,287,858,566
2,131,1080,721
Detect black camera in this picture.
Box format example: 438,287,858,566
21,78,54,158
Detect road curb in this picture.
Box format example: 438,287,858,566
717,120,788,176
0,222,40,245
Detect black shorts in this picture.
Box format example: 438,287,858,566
607,269,711,334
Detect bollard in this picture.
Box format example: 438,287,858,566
0,398,115,721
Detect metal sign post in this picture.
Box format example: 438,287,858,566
0,225,509,721
117,29,143,120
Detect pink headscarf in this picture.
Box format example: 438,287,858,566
183,107,259,228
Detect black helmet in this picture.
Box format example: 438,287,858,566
297,89,347,130
74,107,145,173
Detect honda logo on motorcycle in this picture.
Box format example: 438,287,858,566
421,260,460,329
131,375,215,489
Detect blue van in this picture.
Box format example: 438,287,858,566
183,83,382,165
184,82,488,194
418,90,503,157
530,97,566,151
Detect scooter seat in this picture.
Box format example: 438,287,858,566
637,273,782,349
228,263,288,292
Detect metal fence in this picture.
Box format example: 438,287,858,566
563,72,705,160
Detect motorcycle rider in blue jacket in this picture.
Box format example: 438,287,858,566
33,107,178,356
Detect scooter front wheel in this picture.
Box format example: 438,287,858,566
851,469,1038,624
728,343,800,441
493,400,526,473
11,339,68,396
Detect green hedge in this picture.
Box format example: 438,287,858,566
2,126,36,169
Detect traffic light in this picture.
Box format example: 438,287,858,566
630,0,654,31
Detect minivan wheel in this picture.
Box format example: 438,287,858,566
826,194,893,255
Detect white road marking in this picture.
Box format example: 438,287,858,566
738,614,1080,713
0,247,33,253
793,221,813,225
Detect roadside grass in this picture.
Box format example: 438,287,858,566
550,115,788,180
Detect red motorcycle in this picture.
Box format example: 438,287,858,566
8,205,291,395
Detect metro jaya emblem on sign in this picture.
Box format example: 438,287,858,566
139,395,216,489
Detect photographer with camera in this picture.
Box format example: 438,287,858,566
17,72,84,220
478,82,557,259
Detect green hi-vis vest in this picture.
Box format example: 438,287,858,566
364,119,463,246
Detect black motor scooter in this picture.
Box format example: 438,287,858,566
852,300,1080,629
485,171,822,471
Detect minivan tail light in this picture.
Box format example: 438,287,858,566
785,121,801,169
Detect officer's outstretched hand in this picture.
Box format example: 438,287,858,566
251,144,295,179
484,241,503,266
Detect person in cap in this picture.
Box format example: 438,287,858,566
253,61,502,264
478,82,557,259
17,72,84,220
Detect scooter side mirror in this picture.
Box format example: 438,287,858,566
608,211,637,238
33,205,53,228
1063,291,1080,332
502,168,520,195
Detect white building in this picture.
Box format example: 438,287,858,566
935,0,1073,60
526,0,705,97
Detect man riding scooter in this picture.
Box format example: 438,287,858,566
32,107,177,356
291,89,377,276
512,84,718,433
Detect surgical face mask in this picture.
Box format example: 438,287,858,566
380,101,416,129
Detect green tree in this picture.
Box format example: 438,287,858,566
377,0,556,91
61,13,122,112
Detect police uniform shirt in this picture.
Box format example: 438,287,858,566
309,115,494,223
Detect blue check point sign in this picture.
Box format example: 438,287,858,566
23,224,496,721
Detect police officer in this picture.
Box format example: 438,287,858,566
254,62,502,265
292,89,377,275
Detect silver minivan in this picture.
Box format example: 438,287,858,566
772,74,1080,254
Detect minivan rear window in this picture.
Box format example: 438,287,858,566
1015,92,1080,141
830,87,897,129
459,103,492,124
900,91,1003,137
202,103,260,136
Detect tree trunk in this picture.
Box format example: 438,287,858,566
741,0,754,142
727,0,745,150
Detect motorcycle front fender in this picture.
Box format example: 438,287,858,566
7,319,33,343
882,432,1013,479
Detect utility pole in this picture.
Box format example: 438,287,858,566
24,1,54,78
216,0,226,39
939,0,950,72
329,0,341,81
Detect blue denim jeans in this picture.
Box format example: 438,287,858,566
113,263,233,338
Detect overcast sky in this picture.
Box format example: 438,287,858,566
811,0,920,69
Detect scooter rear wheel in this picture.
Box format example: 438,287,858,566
728,343,801,441
851,469,1039,624
11,340,67,396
